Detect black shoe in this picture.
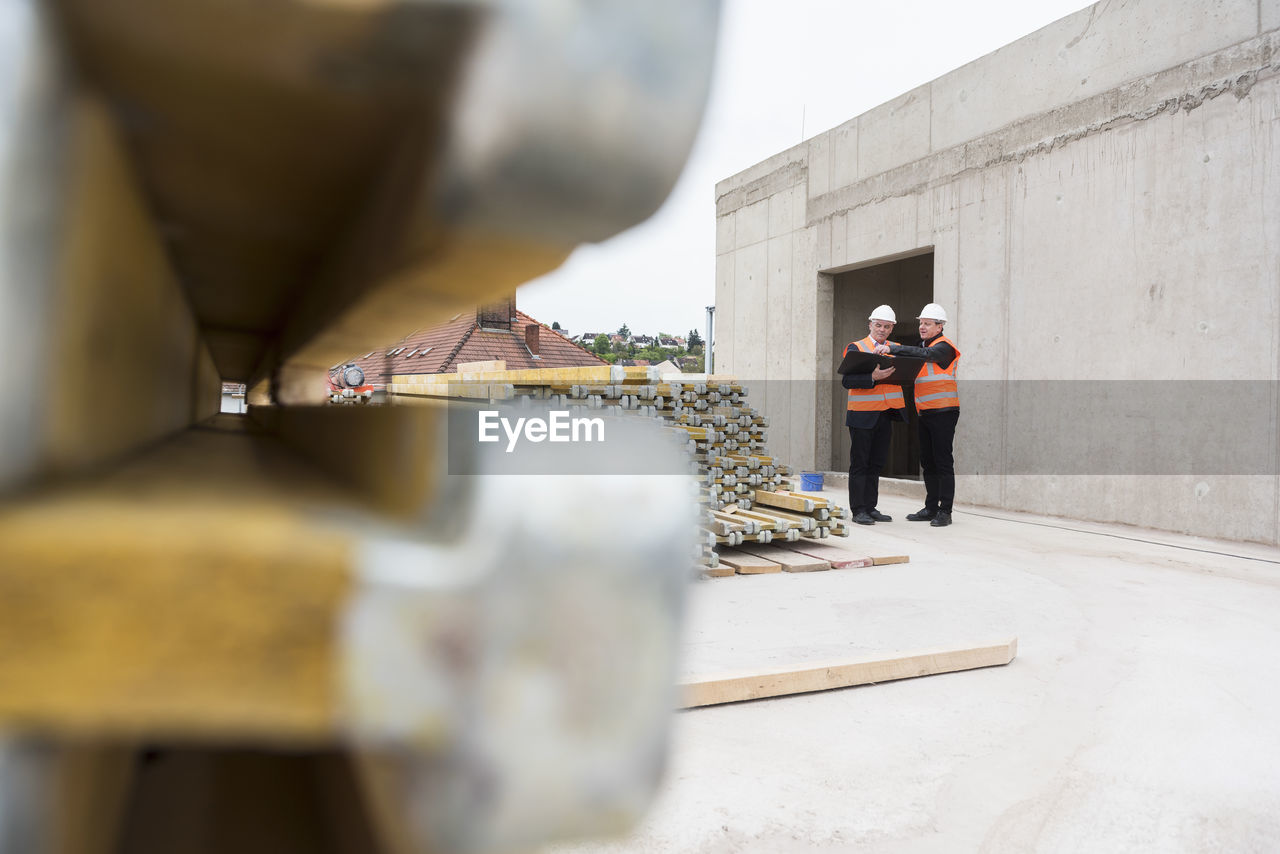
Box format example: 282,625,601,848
930,511,952,527
852,511,875,525
867,509,892,522
906,508,936,521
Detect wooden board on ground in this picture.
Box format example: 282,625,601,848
777,541,873,568
704,565,736,577
681,638,1018,708
716,551,782,575
738,545,829,572
871,555,910,566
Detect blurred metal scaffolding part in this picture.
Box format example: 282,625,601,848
0,0,717,851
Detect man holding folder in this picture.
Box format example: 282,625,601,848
840,304,905,525
875,303,960,527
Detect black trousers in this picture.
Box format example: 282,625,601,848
918,409,959,513
847,412,892,513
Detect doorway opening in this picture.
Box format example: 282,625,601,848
828,250,934,478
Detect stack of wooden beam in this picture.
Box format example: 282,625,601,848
384,364,850,573
706,489,850,547
658,377,850,562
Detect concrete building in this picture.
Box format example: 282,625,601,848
715,0,1280,544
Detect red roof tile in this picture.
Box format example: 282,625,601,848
336,309,604,390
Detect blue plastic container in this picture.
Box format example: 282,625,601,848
799,472,824,491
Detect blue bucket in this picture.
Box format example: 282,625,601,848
799,472,824,491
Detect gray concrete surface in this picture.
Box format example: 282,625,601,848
554,487,1280,853
713,0,1280,544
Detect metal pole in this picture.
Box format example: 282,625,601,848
704,305,715,374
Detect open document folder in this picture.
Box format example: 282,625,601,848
837,350,926,386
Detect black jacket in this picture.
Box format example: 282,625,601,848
888,335,957,368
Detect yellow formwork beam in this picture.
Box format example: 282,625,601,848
0,422,354,742
388,380,514,400
0,411,454,746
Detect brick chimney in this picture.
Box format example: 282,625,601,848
477,295,516,330
525,323,540,356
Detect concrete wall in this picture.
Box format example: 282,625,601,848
714,0,1280,544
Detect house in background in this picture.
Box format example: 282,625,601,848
332,296,605,394
652,359,682,377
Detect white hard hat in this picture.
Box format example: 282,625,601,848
917,303,948,323
868,305,896,323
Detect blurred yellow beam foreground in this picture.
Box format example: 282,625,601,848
0,0,720,850
0,418,352,743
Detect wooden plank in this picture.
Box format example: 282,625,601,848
750,506,820,530
709,514,748,534
387,381,513,400
735,508,798,532
716,551,782,575
704,566,736,578
681,639,1018,708
738,546,829,572
753,490,814,513
779,490,829,508
455,359,506,373
777,542,873,568
871,555,910,566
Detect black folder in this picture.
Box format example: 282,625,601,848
837,350,925,386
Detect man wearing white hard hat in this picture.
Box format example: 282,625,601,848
875,303,960,527
840,305,905,525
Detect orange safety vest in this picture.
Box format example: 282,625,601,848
913,334,960,411
845,337,905,412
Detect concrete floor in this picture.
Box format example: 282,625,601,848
556,488,1280,853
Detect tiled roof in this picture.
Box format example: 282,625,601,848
337,309,604,389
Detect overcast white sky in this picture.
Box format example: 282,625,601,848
517,0,1095,339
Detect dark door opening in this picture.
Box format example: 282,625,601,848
829,251,934,479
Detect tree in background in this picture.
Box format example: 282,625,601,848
592,334,610,356
552,321,561,330
618,323,630,338
688,328,703,349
